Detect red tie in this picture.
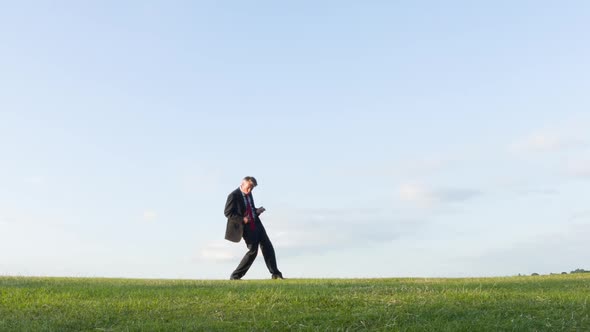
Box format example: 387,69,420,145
245,196,256,231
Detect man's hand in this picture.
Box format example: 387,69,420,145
256,207,266,215
243,216,250,224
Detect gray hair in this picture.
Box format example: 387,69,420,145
243,176,258,187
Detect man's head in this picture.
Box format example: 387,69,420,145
240,176,258,195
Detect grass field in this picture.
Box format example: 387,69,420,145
1,274,589,331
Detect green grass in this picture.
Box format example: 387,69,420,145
1,274,589,331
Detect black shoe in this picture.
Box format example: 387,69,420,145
230,276,241,280
271,274,284,280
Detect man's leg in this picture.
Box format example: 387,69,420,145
230,242,259,279
258,226,282,277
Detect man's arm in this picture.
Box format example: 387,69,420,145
249,194,265,216
225,192,252,224
256,207,266,215
224,193,240,220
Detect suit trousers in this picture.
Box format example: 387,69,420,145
231,223,281,279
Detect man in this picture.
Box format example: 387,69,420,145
224,176,283,280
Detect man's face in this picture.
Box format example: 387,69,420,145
240,181,254,195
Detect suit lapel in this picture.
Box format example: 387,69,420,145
235,188,246,214
248,193,255,210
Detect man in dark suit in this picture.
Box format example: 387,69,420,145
224,176,283,280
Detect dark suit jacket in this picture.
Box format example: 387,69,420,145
224,188,260,243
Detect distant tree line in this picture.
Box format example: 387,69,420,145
526,268,589,276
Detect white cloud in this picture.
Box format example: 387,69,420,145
568,210,590,222
197,241,242,262
398,184,482,208
0,208,66,227
567,160,590,178
390,157,456,177
399,184,435,208
437,188,482,202
23,176,45,185
260,208,425,258
511,133,562,152
143,210,158,222
510,131,587,153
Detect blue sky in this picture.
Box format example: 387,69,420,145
1,1,589,279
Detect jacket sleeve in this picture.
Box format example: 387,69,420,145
249,194,262,220
224,192,242,222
